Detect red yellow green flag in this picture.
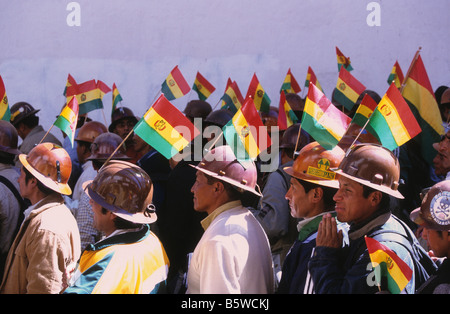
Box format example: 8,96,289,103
350,93,378,128
402,54,444,165
334,67,366,111
367,83,421,150
223,97,272,161
365,236,413,294
54,96,79,147
336,46,353,71
280,68,301,94
161,65,191,101
387,61,404,89
305,66,323,92
0,75,11,121
221,80,244,114
112,83,123,114
133,94,200,159
66,79,111,115
278,91,298,131
245,73,271,113
301,83,351,150
192,71,216,101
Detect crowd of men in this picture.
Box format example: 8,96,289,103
0,85,449,294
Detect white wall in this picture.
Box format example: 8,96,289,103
0,0,449,143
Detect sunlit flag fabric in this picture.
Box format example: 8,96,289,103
133,94,200,160
223,98,272,162
387,60,404,89
301,83,351,150
350,93,378,128
0,76,10,121
112,83,123,114
161,65,191,101
192,71,216,101
365,236,413,294
221,80,244,114
278,91,298,131
402,54,444,165
280,68,301,94
245,73,271,113
336,46,353,72
54,96,79,147
305,66,323,92
66,79,111,115
334,67,366,111
367,83,421,151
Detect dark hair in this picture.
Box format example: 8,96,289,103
100,207,143,230
362,185,390,209
0,151,15,165
18,115,39,129
22,166,55,196
295,177,336,211
204,173,243,201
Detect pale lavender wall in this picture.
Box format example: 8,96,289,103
0,0,448,142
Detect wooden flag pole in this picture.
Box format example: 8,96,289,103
400,47,422,94
101,129,132,168
38,124,56,145
292,122,303,159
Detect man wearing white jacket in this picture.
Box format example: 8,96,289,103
187,145,274,294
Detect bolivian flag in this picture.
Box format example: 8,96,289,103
63,73,77,96
334,67,366,111
387,61,404,89
193,71,216,101
278,91,298,131
351,93,378,128
245,73,271,113
112,83,123,114
221,80,244,114
280,68,301,94
161,65,191,101
66,79,111,115
133,94,200,160
54,96,79,147
305,66,323,92
223,97,272,162
0,76,10,121
336,46,353,72
365,236,413,294
302,83,351,150
402,55,444,165
367,83,421,151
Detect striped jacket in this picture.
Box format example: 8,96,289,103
64,224,169,294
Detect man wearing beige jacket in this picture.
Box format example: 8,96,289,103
0,143,80,294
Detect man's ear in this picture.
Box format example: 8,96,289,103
310,187,323,203
370,191,382,206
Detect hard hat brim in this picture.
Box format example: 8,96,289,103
283,166,340,189
19,153,72,195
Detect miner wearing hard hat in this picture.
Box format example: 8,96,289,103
0,143,81,294
63,160,169,294
309,143,437,294
186,145,274,293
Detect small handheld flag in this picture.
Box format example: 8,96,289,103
0,76,11,121
193,71,216,101
223,97,272,162
301,83,351,150
66,79,111,115
63,73,77,97
336,46,353,72
161,65,191,101
305,66,323,92
112,83,123,114
367,83,421,150
54,96,79,147
221,80,244,114
280,68,301,94
387,61,404,89
278,91,298,131
365,236,413,294
245,73,271,113
334,67,366,111
133,94,200,159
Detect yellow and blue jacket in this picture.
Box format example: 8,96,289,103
64,224,169,294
